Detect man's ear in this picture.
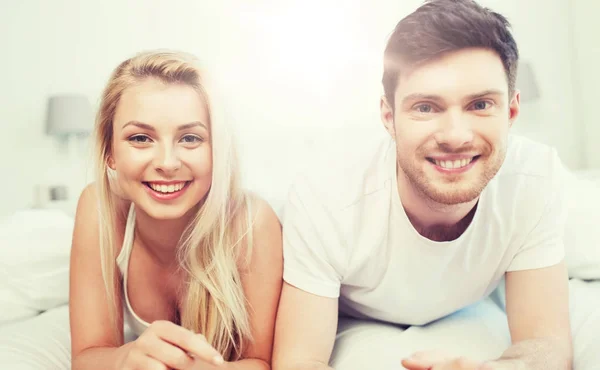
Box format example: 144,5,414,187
380,95,396,138
508,90,521,128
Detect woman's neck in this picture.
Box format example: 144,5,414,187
133,204,197,267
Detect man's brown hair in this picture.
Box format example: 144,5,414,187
382,0,519,108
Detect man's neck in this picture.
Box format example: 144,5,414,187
397,174,479,242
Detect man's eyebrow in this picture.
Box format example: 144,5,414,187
400,89,506,106
401,93,445,106
464,89,505,101
121,121,208,130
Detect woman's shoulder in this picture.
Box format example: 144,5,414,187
238,190,282,252
243,191,280,229
74,182,131,251
77,181,130,217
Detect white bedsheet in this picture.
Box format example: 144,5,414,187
0,280,599,369
330,279,600,370
0,170,597,368
0,306,71,369
0,306,135,369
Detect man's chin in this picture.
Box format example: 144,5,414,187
400,161,490,205
418,181,484,205
427,191,480,205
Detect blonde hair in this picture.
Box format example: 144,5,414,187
93,50,253,360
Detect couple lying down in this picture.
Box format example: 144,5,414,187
66,1,594,369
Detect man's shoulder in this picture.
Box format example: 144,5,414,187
488,134,566,212
500,134,564,179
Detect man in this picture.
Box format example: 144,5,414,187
272,0,573,369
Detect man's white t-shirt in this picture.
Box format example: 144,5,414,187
282,133,567,326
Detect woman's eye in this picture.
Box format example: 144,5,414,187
181,135,203,143
128,135,151,143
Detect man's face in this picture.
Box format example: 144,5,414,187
381,48,520,205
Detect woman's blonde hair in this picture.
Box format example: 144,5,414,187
93,50,253,360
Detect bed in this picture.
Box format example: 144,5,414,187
0,169,598,369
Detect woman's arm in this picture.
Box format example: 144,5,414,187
70,184,223,370
211,197,283,370
69,183,129,369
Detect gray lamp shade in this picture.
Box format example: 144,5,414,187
45,94,94,135
515,61,540,102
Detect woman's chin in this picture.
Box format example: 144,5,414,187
133,201,196,222
148,207,194,221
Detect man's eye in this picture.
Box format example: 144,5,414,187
472,101,490,110
415,104,433,113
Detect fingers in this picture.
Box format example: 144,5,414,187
402,351,483,370
401,358,429,370
402,350,453,369
139,332,196,369
150,320,224,366
435,357,482,369
126,350,169,370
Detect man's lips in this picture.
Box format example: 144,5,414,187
427,154,480,161
426,155,481,171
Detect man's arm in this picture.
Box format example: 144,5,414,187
272,283,338,370
401,262,572,370
495,261,572,369
494,150,572,369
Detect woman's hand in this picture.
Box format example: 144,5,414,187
117,320,224,370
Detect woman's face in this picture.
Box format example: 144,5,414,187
109,78,213,220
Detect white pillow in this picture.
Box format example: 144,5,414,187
239,126,385,220
563,169,600,280
0,209,74,325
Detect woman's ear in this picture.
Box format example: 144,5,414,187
107,156,116,170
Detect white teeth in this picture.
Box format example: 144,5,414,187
148,182,186,193
434,158,473,169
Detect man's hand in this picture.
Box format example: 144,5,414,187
401,351,521,370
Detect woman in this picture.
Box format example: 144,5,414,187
69,50,283,370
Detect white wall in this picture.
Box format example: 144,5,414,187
0,0,593,219
571,0,600,168
477,0,582,169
